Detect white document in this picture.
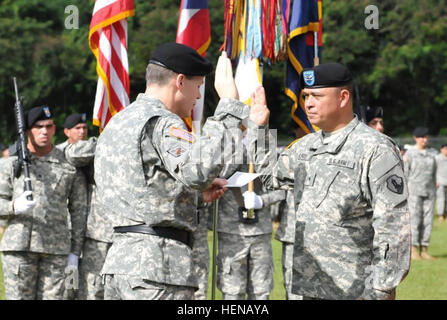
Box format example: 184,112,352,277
225,171,261,188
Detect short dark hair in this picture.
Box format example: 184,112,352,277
340,82,354,97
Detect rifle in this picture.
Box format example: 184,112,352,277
13,77,33,200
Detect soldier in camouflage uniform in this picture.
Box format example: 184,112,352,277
249,63,411,300
404,127,437,260
65,136,112,299
56,113,88,152
57,113,89,300
216,159,285,300
191,207,211,300
0,146,9,237
436,144,447,222
94,43,270,300
0,106,88,300
365,106,384,133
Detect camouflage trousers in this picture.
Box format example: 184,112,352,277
217,232,273,300
436,185,447,216
77,238,112,300
191,221,209,300
281,242,302,300
408,194,435,246
103,274,195,300
1,251,67,300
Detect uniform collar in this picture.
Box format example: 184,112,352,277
29,146,61,164
309,115,360,155
137,93,164,107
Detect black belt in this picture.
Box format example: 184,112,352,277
114,224,193,248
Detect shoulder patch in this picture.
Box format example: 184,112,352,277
169,127,195,143
386,174,404,194
167,146,186,158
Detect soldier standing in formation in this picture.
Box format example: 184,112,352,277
65,134,112,300
56,112,90,299
56,113,88,151
215,159,285,300
250,63,411,299
94,43,270,300
436,144,447,222
404,127,437,260
405,127,436,260
0,106,88,299
365,105,384,133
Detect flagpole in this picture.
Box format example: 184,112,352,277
211,199,219,300
313,32,319,66
247,163,255,218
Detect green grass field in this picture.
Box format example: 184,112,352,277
206,215,447,300
1,216,446,300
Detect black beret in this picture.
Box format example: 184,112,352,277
300,63,353,89
413,127,429,137
149,42,213,76
26,106,53,129
64,113,87,129
365,106,384,123
441,144,447,149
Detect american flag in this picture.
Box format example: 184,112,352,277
176,0,211,135
89,0,135,130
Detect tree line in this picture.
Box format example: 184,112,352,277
0,0,446,145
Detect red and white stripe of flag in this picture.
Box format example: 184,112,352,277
89,0,135,130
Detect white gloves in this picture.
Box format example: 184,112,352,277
243,191,263,210
13,191,36,215
67,253,79,268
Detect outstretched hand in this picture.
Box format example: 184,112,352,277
214,51,239,100
249,86,270,126
203,178,228,203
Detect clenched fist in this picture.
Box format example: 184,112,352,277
203,178,228,203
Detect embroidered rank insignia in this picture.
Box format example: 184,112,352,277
167,146,186,158
169,127,195,143
386,174,404,194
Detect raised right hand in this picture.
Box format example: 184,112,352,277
214,51,239,100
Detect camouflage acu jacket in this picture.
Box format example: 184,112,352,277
0,147,88,255
252,116,411,299
404,147,437,197
65,137,112,243
95,93,251,287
